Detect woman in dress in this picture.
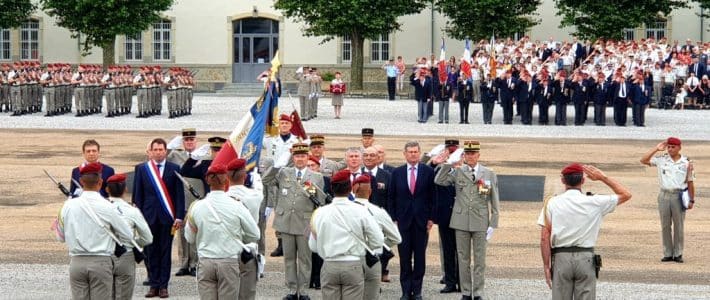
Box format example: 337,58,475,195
329,72,346,119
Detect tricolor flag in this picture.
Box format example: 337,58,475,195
438,38,448,83
489,34,497,79
461,39,472,79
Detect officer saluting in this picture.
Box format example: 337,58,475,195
185,163,260,299
53,162,134,299
538,164,632,299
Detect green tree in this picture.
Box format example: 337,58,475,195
41,0,173,67
274,0,427,90
0,0,36,29
436,0,541,41
554,0,687,40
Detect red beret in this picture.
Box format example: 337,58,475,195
667,137,681,146
79,162,103,175
331,169,351,184
561,163,584,175
279,114,291,122
206,164,228,175
226,158,246,171
353,173,371,185
106,173,127,183
308,155,321,166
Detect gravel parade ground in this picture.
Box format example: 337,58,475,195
1,95,708,299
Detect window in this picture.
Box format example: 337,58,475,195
512,31,525,41
646,21,666,40
125,33,143,61
0,29,9,60
622,28,635,41
153,20,171,61
371,34,389,62
20,20,39,60
342,34,351,63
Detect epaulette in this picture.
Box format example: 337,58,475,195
352,199,365,206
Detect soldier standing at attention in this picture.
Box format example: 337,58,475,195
185,164,260,300
53,162,134,300
433,140,500,300
538,164,632,300
641,137,695,263
296,67,312,120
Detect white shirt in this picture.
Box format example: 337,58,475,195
110,197,153,249
226,182,264,222
57,191,134,256
263,134,299,160
537,189,618,248
355,198,402,252
650,154,694,190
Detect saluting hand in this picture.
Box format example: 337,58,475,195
656,141,667,152
583,165,607,181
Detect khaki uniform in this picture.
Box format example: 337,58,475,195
227,182,264,300
56,191,134,300
185,191,260,300
318,156,343,178
167,149,204,272
308,197,384,300
649,154,694,258
537,190,619,300
110,197,153,300
355,198,402,300
262,166,325,297
296,73,311,119
434,163,500,299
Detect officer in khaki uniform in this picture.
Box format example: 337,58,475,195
262,142,326,300
538,163,632,300
54,162,134,300
185,163,260,300
309,134,342,177
106,173,154,300
641,137,696,263
433,140,499,300
352,173,402,300
308,170,384,300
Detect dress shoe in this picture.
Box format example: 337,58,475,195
439,278,445,284
158,288,169,298
413,295,423,300
674,255,684,263
271,239,284,257
145,288,159,298
282,294,298,300
189,267,197,276
142,280,150,286
298,295,311,300
440,285,458,293
461,296,473,300
473,297,483,300
381,274,391,282
661,256,674,262
175,268,190,276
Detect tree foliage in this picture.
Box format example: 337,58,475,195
436,0,541,41
274,0,427,90
41,0,173,65
555,0,688,40
0,0,36,29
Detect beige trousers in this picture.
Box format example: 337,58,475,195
362,258,381,300
658,189,685,257
282,233,311,296
111,251,135,300
239,255,259,300
197,257,240,300
321,260,364,300
69,255,113,300
551,252,596,300
456,230,487,298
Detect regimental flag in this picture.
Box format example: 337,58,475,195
289,109,308,140
490,34,497,79
270,51,281,82
461,39,472,79
438,38,448,83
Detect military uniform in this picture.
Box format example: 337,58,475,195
309,193,384,300
434,141,500,300
296,69,311,120
185,181,260,300
133,68,149,118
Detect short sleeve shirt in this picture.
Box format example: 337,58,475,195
650,154,693,190
537,189,618,248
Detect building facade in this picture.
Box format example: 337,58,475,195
0,0,706,91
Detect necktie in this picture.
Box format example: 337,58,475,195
297,170,302,183
621,84,626,98
409,167,416,194
157,164,163,176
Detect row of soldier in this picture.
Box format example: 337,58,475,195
0,61,194,118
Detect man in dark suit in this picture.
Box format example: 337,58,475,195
375,144,396,174
515,72,535,125
362,146,394,281
388,141,435,300
611,73,631,126
69,139,115,198
411,68,432,123
133,138,185,298
498,70,516,124
689,56,705,79
553,71,571,126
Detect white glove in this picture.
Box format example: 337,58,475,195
427,144,445,157
192,144,210,158
72,187,83,197
274,151,291,168
264,207,273,219
446,149,464,164
486,226,494,241
166,135,183,150
244,242,258,254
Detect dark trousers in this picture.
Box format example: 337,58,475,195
583,100,590,122
594,104,606,125
310,252,323,287
145,222,173,289
538,102,550,124
573,101,586,125
632,104,646,126
459,101,470,123
427,100,434,117
614,98,628,126
482,102,494,124
398,225,429,297
438,224,459,288
417,100,428,122
381,248,393,276
387,77,397,100
555,102,567,125
519,101,532,125
501,98,514,124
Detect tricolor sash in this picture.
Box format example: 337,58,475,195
145,161,175,220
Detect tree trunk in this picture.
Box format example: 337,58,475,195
350,32,364,91
101,36,116,71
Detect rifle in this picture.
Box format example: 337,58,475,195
174,171,203,199
43,169,70,196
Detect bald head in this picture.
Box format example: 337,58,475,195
363,147,379,169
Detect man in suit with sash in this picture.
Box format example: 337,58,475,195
133,138,185,298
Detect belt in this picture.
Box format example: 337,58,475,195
325,254,361,262
661,188,682,193
552,246,594,254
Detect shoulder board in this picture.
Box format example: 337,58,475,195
352,200,365,206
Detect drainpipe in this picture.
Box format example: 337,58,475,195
431,2,435,55
701,7,705,42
